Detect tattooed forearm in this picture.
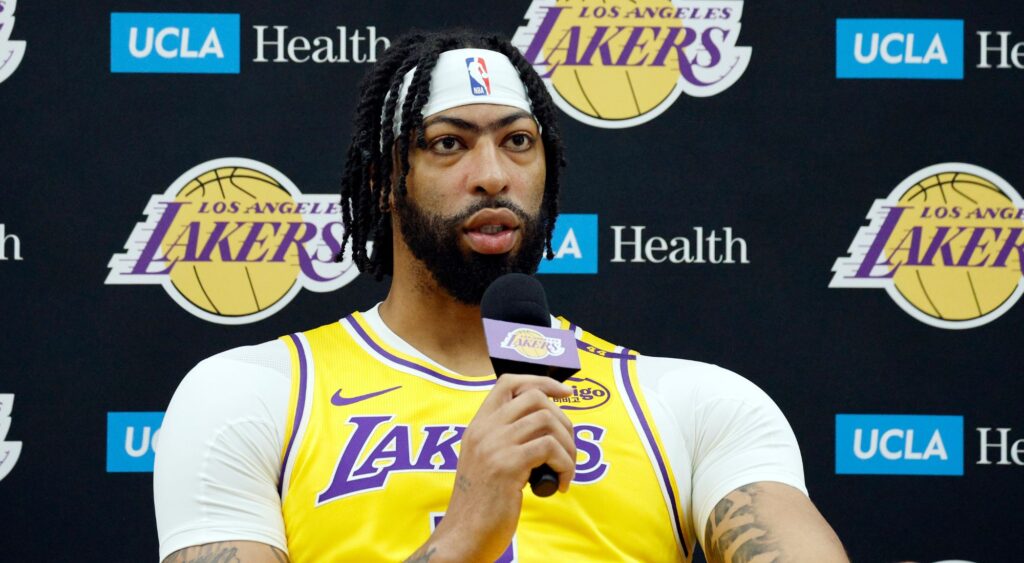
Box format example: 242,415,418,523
404,546,437,563
269,545,289,563
704,484,783,563
163,545,241,563
162,542,289,563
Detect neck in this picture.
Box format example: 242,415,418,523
378,251,494,377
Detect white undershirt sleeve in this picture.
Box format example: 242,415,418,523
636,356,807,544
154,340,292,561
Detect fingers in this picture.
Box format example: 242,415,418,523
479,374,572,412
520,434,576,493
511,408,575,460
499,387,573,435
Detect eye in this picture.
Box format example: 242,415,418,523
504,132,534,152
429,135,464,154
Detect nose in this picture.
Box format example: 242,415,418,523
466,140,510,197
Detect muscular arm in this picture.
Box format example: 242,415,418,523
163,541,289,563
703,482,847,563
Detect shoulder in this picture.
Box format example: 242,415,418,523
185,338,291,385
165,339,292,435
634,355,775,408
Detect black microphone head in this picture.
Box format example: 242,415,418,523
480,273,550,327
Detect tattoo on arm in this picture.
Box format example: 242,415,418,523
403,546,437,563
269,545,289,563
704,484,783,563
455,475,471,492
163,545,241,563
163,542,289,563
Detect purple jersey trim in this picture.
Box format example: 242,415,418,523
343,315,494,388
577,340,637,360
619,348,690,557
279,333,310,495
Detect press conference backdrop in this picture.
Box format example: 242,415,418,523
1,1,1022,561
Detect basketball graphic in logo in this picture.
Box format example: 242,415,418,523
513,0,751,128
107,158,363,325
165,166,300,318
831,163,1024,329
888,171,1023,322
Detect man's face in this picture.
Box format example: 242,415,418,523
393,103,548,304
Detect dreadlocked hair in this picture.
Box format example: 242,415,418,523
336,29,567,280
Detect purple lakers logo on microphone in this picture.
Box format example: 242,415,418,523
317,416,609,503
465,56,491,95
500,327,566,360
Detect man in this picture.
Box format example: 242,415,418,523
154,30,847,562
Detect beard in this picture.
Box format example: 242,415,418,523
393,194,547,305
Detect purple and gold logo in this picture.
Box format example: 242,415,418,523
316,416,609,503
831,163,1024,329
512,0,751,128
555,376,611,410
106,158,361,324
499,327,567,360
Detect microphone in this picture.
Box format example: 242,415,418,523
481,273,580,497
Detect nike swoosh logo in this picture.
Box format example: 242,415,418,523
331,385,401,406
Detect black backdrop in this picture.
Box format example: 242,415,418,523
1,1,1022,561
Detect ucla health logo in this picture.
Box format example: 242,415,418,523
836,19,964,79
0,394,21,482
106,158,362,325
538,214,598,274
107,412,163,472
0,0,26,84
111,12,240,74
513,1,750,128
831,163,1024,329
836,414,963,476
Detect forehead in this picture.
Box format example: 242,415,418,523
423,104,539,132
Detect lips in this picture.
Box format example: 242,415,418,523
463,208,520,254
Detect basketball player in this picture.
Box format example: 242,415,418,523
154,30,847,562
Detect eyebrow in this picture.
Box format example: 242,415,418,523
423,111,534,134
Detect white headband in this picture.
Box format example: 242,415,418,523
382,48,534,150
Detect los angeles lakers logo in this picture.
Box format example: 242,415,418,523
500,328,567,359
106,158,361,325
512,0,751,128
831,163,1024,329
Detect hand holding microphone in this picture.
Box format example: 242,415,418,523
427,274,581,562
480,273,581,497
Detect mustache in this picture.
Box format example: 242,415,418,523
445,198,535,226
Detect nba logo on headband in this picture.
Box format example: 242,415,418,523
465,57,491,96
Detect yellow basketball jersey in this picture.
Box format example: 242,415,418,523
278,312,693,561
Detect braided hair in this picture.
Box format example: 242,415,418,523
337,29,566,280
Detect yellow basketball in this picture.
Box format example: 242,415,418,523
165,166,301,318
545,0,683,121
888,171,1023,321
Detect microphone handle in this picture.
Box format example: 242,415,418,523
491,357,568,498
529,464,560,497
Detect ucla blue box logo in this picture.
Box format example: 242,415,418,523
537,214,598,274
835,414,963,475
836,19,963,79
111,13,240,74
107,412,164,472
